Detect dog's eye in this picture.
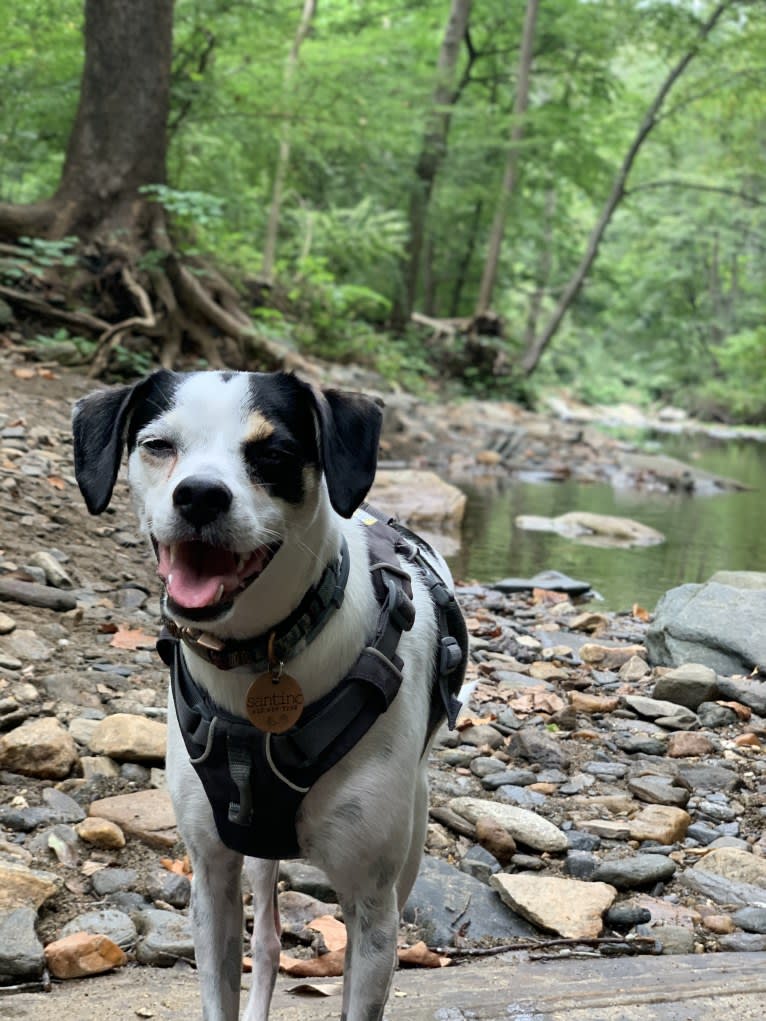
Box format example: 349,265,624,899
140,438,175,457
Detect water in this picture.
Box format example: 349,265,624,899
447,434,766,612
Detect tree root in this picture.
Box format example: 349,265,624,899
0,283,108,335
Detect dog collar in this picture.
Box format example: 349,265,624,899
161,538,350,671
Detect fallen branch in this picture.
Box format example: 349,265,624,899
0,577,77,612
432,935,659,958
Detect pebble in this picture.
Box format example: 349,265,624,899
508,730,570,770
652,664,717,710
627,774,690,807
666,731,717,757
91,867,138,896
450,797,568,852
482,768,537,789
60,907,138,950
77,816,127,849
591,854,677,889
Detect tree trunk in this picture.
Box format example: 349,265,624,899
521,0,735,376
522,186,556,350
474,0,539,319
0,0,292,375
261,0,318,282
391,0,473,330
448,199,484,318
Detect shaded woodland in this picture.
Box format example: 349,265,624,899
0,0,764,418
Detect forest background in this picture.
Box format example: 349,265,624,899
0,0,764,421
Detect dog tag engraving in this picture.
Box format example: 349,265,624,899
245,672,304,733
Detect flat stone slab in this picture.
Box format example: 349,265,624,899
490,873,616,938
88,789,177,848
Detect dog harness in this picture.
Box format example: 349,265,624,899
157,509,468,860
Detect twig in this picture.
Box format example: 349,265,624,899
431,935,658,958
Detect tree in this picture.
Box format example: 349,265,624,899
0,0,287,373
392,0,473,329
474,0,539,320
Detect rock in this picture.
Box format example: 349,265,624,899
677,763,738,792
718,933,766,952
460,844,501,883
403,855,536,945
678,868,766,908
0,611,16,634
508,730,570,771
652,664,718,710
369,470,466,529
565,851,598,880
627,774,690,807
648,579,766,675
88,789,177,847
29,551,74,589
578,820,632,840
0,860,60,910
457,723,504,748
622,695,699,730
581,644,647,670
666,731,717,758
89,713,167,763
629,805,690,844
715,676,766,717
653,924,696,955
146,869,191,909
697,702,739,728
495,785,547,808
91,868,138,897
569,691,619,714
0,717,78,778
77,816,127,849
591,854,677,890
470,756,507,778
0,907,44,982
482,768,538,790
277,891,340,929
81,755,121,780
449,797,568,852
490,874,616,939
604,904,651,931
514,512,664,548
474,815,517,864
693,848,766,889
618,656,650,682
731,907,766,934
0,628,53,662
60,908,138,950
491,570,592,596
45,932,128,979
279,862,337,902
702,914,735,934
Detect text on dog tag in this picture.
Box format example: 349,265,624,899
245,672,304,733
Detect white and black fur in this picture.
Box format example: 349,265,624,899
73,369,455,1021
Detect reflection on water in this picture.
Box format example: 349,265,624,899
447,435,766,612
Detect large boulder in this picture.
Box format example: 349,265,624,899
647,576,766,675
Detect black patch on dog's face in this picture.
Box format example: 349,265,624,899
244,373,320,505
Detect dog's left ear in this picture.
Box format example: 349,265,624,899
313,388,383,518
72,371,175,515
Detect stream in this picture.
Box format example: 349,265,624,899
448,433,766,611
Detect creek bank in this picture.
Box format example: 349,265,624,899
1,361,765,988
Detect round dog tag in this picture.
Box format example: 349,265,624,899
245,672,304,733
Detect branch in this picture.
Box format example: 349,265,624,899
0,283,108,334
626,180,766,207
521,0,737,376
432,935,659,958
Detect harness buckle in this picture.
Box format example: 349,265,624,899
385,575,416,633
439,635,462,675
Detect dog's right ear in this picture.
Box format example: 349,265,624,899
72,371,175,515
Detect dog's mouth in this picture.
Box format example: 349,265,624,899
154,539,281,614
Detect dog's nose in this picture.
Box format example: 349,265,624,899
173,476,233,528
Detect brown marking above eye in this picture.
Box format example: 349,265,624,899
245,412,275,444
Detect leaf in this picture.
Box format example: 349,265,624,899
47,475,66,490
532,588,569,605
12,368,36,380
456,714,496,730
717,700,751,720
308,915,347,953
160,855,192,875
632,604,651,621
287,982,343,997
279,949,346,977
397,942,451,968
109,625,155,650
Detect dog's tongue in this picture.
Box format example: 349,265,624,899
158,542,238,609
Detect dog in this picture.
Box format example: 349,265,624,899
72,369,467,1021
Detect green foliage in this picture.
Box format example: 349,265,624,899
0,236,78,283
702,328,766,422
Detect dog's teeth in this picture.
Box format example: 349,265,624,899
167,573,174,587
215,583,225,602
170,545,178,566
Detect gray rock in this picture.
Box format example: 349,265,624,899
584,761,628,780
60,907,138,950
652,664,717,710
622,695,699,730
731,907,766,934
566,830,601,852
627,774,690,807
482,768,537,790
648,580,766,675
146,870,191,909
686,822,720,845
677,763,739,792
654,924,696,955
718,932,766,952
615,735,667,756
697,702,738,728
696,798,737,823
0,907,44,981
459,844,501,884
591,854,676,890
508,730,570,770
559,773,596,795
91,867,138,896
605,904,651,931
458,723,504,749
491,570,591,596
715,676,766,716
41,786,86,823
676,869,766,907
495,785,547,808
403,854,537,945
279,861,337,902
135,908,195,966
565,851,598,880
470,756,507,778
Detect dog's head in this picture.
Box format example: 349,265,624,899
73,370,382,625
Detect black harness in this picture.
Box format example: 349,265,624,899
157,510,468,860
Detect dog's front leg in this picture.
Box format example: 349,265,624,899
340,890,399,1021
241,858,281,1021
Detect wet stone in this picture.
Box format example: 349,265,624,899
591,854,677,890
605,904,652,931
